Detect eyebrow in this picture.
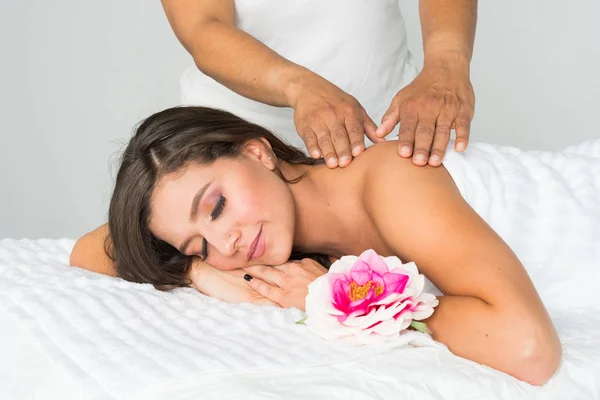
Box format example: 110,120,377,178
178,180,212,254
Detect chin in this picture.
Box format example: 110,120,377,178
267,243,293,266
266,252,290,267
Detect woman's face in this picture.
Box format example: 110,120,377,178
148,142,295,271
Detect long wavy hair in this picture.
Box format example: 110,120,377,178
106,106,330,290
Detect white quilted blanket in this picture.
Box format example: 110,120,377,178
1,139,600,400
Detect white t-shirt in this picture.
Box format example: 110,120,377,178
180,0,419,150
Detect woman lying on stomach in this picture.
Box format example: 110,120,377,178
70,106,565,386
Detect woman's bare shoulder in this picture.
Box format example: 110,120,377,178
358,141,400,161
354,141,455,190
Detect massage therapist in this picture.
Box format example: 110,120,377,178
161,0,478,168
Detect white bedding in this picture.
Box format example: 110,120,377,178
1,140,600,399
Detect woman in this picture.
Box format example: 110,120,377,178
70,106,591,386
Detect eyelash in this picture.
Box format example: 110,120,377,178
210,195,226,221
201,238,208,261
201,195,226,260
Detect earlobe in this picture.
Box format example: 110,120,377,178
243,139,276,170
263,152,276,170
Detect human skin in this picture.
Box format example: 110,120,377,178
71,140,560,385
160,0,477,167
376,0,477,166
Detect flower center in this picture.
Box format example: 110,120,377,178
349,280,384,301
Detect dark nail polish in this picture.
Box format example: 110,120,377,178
244,274,253,282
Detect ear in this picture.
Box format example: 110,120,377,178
242,139,276,170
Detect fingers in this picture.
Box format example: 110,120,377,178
249,297,280,307
396,95,470,166
244,274,284,305
361,109,383,145
271,261,299,272
327,121,353,167
344,115,366,158
412,115,437,166
428,106,458,167
376,105,400,139
454,110,472,152
294,90,374,167
313,121,356,168
311,122,338,168
243,264,285,287
397,109,418,158
299,126,322,159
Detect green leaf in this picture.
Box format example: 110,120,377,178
410,320,430,334
295,317,307,325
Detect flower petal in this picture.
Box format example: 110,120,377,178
331,279,351,312
306,276,344,316
358,249,390,276
412,308,435,320
329,256,357,274
382,271,409,295
350,260,372,285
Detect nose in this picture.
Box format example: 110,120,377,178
221,229,241,257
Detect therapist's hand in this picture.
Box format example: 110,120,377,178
375,59,475,167
287,75,381,168
242,258,328,311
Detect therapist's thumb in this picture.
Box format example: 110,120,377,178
361,110,383,143
376,107,400,138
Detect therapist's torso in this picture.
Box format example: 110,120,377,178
180,0,418,150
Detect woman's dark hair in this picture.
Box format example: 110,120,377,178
106,106,330,290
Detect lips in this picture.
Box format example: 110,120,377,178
247,225,265,260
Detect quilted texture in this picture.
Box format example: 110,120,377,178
442,139,600,312
0,240,439,400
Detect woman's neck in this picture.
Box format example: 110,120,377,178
282,162,365,258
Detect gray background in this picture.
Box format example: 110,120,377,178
1,1,599,239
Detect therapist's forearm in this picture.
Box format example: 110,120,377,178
419,0,478,68
172,19,318,108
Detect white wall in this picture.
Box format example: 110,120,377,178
1,0,599,239
1,1,190,239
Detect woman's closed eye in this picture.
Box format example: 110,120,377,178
201,237,208,260
210,195,226,220
201,195,227,260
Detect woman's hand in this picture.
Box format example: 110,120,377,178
189,259,278,306
287,74,381,169
375,59,475,167
242,258,329,311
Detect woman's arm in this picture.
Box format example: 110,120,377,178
70,224,117,276
365,144,561,385
70,224,277,305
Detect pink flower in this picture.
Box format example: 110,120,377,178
304,249,439,344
